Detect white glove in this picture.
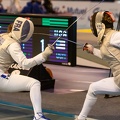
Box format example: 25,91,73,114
83,43,94,54
42,44,54,60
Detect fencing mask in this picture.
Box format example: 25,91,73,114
90,11,115,44
10,17,34,43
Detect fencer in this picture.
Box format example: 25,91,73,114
0,17,54,120
75,11,120,120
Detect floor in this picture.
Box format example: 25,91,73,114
0,100,98,120
44,63,110,94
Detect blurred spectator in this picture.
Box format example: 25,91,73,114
43,0,57,14
0,0,6,13
21,0,46,14
21,0,36,14
32,0,47,14
7,0,22,14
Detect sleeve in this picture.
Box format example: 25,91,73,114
93,48,102,59
7,42,46,70
110,32,120,48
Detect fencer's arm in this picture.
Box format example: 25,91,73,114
83,43,102,59
7,42,51,70
93,48,102,59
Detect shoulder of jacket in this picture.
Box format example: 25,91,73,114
1,33,17,47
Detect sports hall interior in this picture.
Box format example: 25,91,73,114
0,0,120,120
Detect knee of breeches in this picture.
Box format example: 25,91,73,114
87,83,97,98
34,80,41,86
31,79,41,89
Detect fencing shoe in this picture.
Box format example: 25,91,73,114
74,117,86,120
33,112,51,120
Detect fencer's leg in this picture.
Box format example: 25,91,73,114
76,77,120,120
0,74,50,119
30,80,42,116
77,83,97,120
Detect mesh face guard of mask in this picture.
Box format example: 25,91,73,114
10,17,34,43
90,11,115,37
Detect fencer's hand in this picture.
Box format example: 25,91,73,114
83,43,94,54
48,44,54,50
42,44,54,60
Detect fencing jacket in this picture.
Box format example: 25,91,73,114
0,34,15,72
100,29,120,88
0,33,45,73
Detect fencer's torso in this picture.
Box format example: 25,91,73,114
100,29,120,88
0,32,46,73
0,34,16,72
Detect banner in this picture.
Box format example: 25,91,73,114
52,1,120,29
2,1,120,29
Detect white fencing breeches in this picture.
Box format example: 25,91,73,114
0,72,42,115
78,77,120,120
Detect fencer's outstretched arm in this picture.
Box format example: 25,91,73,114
7,42,54,70
83,43,102,59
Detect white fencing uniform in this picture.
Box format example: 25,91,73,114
0,17,53,120
76,11,120,120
